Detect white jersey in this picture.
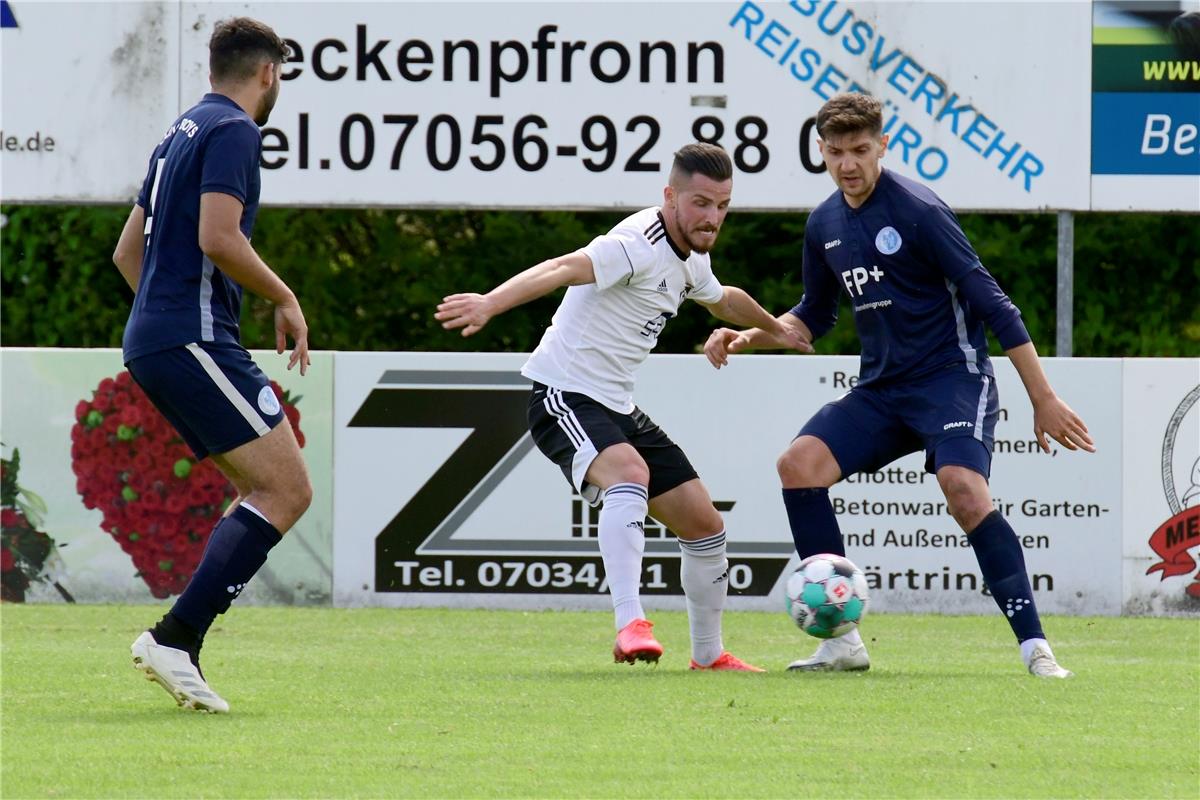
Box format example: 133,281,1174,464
521,207,724,414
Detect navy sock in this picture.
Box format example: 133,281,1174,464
168,505,282,638
968,511,1045,643
150,611,203,669
781,487,844,558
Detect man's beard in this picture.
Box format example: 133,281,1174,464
254,83,279,126
675,208,719,254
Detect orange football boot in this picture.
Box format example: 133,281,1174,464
613,619,663,664
689,651,766,672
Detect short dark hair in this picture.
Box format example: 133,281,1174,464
209,17,288,83
671,142,733,183
816,93,883,139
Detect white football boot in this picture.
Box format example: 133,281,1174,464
131,631,230,713
1026,641,1073,679
787,634,870,672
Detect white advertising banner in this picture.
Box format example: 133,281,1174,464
333,351,1126,615
0,1,181,203
1121,359,1200,612
2,1,1093,210
2,347,1194,616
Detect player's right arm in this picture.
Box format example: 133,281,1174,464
112,204,146,292
198,192,310,375
435,251,595,337
704,220,834,368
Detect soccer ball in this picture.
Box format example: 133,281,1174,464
784,553,870,639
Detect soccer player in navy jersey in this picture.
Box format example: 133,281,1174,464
111,18,311,712
705,93,1095,678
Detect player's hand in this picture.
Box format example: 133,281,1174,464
274,300,310,376
436,293,494,337
705,328,750,369
1032,395,1094,454
770,321,814,354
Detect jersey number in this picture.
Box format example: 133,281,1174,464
143,157,166,236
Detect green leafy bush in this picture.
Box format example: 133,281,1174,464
2,205,1196,357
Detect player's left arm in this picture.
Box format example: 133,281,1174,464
112,204,145,293
699,286,812,352
929,203,1095,456
1004,341,1095,455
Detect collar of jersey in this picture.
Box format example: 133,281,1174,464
201,92,244,111
655,211,690,261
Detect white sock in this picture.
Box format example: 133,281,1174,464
1020,637,1049,667
679,530,728,665
599,483,648,630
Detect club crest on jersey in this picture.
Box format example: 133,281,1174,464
875,226,902,255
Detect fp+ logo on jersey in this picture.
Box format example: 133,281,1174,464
875,226,902,255
841,265,885,296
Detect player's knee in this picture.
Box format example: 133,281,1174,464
940,478,990,530
597,446,650,487
621,463,651,487
777,446,833,488
291,474,314,515
673,509,725,541
609,452,649,486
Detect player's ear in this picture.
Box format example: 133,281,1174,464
879,133,890,154
663,184,676,209
261,60,276,88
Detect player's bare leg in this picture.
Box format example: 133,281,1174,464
134,422,313,710
939,465,1071,678
584,444,662,664
778,435,869,672
649,479,763,672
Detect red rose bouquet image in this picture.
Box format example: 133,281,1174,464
70,370,304,598
1,447,71,603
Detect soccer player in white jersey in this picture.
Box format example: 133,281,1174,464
437,143,807,671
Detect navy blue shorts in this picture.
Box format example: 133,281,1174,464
799,370,1000,480
127,342,284,460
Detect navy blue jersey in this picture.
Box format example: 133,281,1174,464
792,168,1023,387
122,94,262,362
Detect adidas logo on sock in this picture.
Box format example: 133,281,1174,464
656,279,669,293
626,520,645,532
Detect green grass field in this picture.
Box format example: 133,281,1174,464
2,605,1197,799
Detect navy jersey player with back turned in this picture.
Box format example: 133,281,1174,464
706,93,1095,678
112,17,313,713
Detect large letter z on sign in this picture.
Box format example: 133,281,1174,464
348,370,535,592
